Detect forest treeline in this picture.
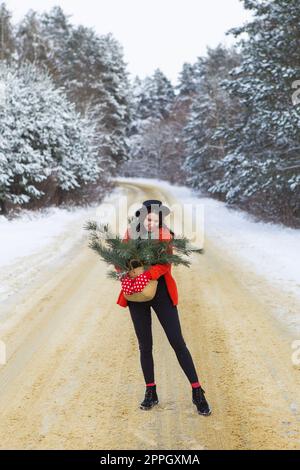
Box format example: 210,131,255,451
0,1,299,227
0,3,130,213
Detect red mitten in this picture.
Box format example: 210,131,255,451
132,270,152,293
121,273,135,295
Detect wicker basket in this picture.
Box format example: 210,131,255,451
123,259,158,302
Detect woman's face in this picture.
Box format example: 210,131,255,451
143,212,160,232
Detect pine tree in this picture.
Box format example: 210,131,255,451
214,0,300,225
175,62,198,99
16,10,49,65
39,5,72,80
53,25,130,172
182,45,241,195
119,69,176,177
0,62,102,213
0,2,16,62
1,4,133,210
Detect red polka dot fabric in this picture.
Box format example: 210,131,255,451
121,271,152,295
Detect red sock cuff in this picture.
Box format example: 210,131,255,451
191,381,201,388
146,382,156,387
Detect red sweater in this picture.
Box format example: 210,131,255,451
116,226,178,308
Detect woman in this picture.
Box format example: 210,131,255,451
116,199,211,416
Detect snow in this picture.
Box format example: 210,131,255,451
0,207,90,268
0,188,123,304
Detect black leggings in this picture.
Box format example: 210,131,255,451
127,275,199,385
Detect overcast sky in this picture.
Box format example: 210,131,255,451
6,0,251,86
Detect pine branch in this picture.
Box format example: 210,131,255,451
84,220,201,280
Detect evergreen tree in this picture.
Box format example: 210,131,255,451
0,2,16,62
182,45,241,195
92,33,131,173
39,5,72,80
130,68,175,122
119,69,175,177
43,22,131,173
151,68,175,119
175,62,198,99
212,0,300,225
0,62,102,213
16,9,49,65
41,9,131,173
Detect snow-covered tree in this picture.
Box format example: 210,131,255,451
16,9,50,65
0,2,16,62
47,24,131,172
133,69,175,121
209,0,300,225
182,45,241,194
119,69,176,177
14,7,132,174
0,62,102,213
38,5,72,80
175,62,198,99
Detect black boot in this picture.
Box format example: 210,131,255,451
192,386,212,416
140,385,159,410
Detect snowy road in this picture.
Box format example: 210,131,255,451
0,178,299,449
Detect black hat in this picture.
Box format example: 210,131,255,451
135,199,170,217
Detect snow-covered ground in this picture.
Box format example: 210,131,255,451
0,188,123,305
0,206,93,269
